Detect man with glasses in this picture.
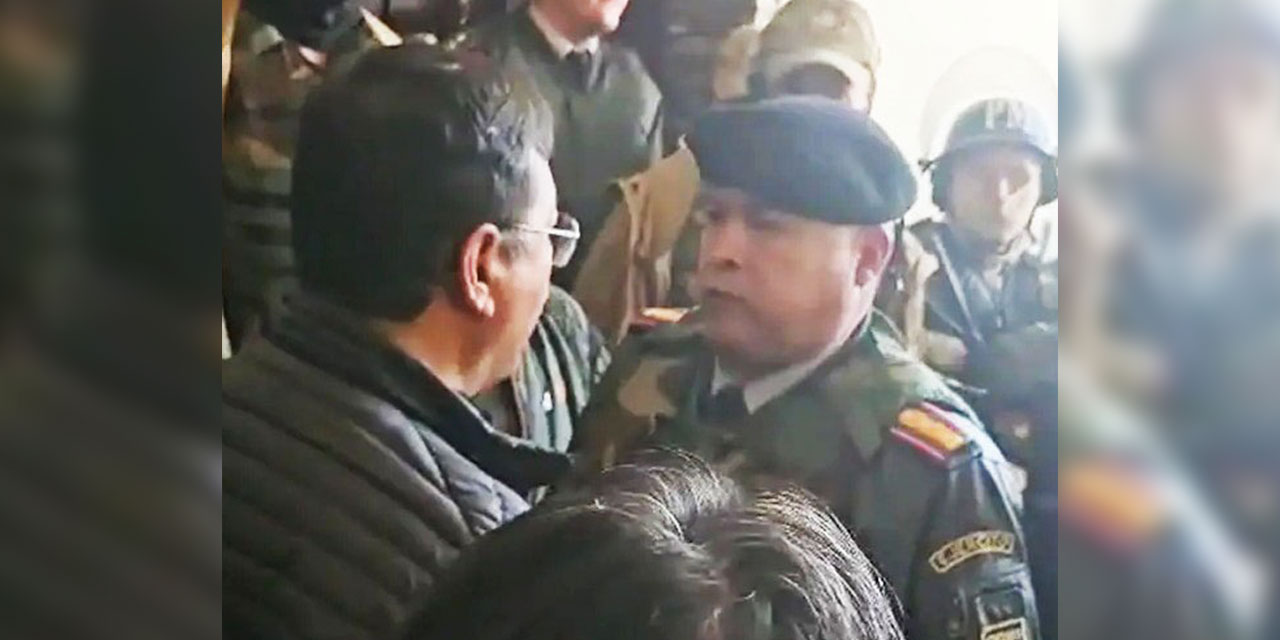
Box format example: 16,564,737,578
471,212,610,498
223,43,584,640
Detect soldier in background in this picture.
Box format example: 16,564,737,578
461,0,664,286
573,0,881,342
222,0,400,346
882,97,1058,468
577,98,1040,640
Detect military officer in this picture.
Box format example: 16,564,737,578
460,0,665,285
882,97,1059,466
572,0,884,342
575,97,1040,640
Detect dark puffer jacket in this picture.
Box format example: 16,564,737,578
223,293,572,640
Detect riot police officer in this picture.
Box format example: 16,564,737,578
884,97,1059,467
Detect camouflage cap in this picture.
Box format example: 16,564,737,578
755,0,881,89
688,96,917,225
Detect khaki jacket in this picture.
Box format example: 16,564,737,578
572,145,701,343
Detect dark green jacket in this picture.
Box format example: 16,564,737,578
463,7,664,282
473,287,611,480
576,312,1039,640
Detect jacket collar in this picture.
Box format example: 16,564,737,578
265,291,572,493
527,3,599,58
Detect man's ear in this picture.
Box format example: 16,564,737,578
455,223,504,318
853,224,892,287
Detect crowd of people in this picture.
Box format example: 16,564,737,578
1,0,1268,638
216,0,1280,638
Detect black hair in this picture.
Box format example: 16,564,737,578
402,449,904,640
291,42,553,321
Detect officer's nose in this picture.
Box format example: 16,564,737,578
700,213,750,271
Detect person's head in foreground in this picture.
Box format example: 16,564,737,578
402,449,904,640
291,42,579,395
685,96,915,380
927,97,1058,254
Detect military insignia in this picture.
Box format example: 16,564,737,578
890,405,969,462
983,99,1028,132
980,618,1028,640
928,530,1016,573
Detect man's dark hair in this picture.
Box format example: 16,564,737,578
291,42,553,320
402,450,904,640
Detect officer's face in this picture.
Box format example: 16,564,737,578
1139,41,1280,209
489,153,558,381
692,187,887,377
946,144,1044,248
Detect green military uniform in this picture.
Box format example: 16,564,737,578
577,311,1038,640
460,6,664,284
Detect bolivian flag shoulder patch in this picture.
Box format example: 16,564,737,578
890,404,973,464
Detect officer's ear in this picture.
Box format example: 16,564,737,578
852,223,892,287
455,223,506,318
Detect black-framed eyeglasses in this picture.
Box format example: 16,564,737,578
511,212,581,268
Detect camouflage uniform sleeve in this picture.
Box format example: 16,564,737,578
568,333,680,474
867,404,1040,640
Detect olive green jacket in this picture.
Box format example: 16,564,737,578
576,312,1039,640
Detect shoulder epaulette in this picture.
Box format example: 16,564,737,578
889,402,977,465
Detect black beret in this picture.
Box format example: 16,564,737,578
687,96,917,225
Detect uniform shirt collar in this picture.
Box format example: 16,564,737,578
710,337,848,415
528,3,600,58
